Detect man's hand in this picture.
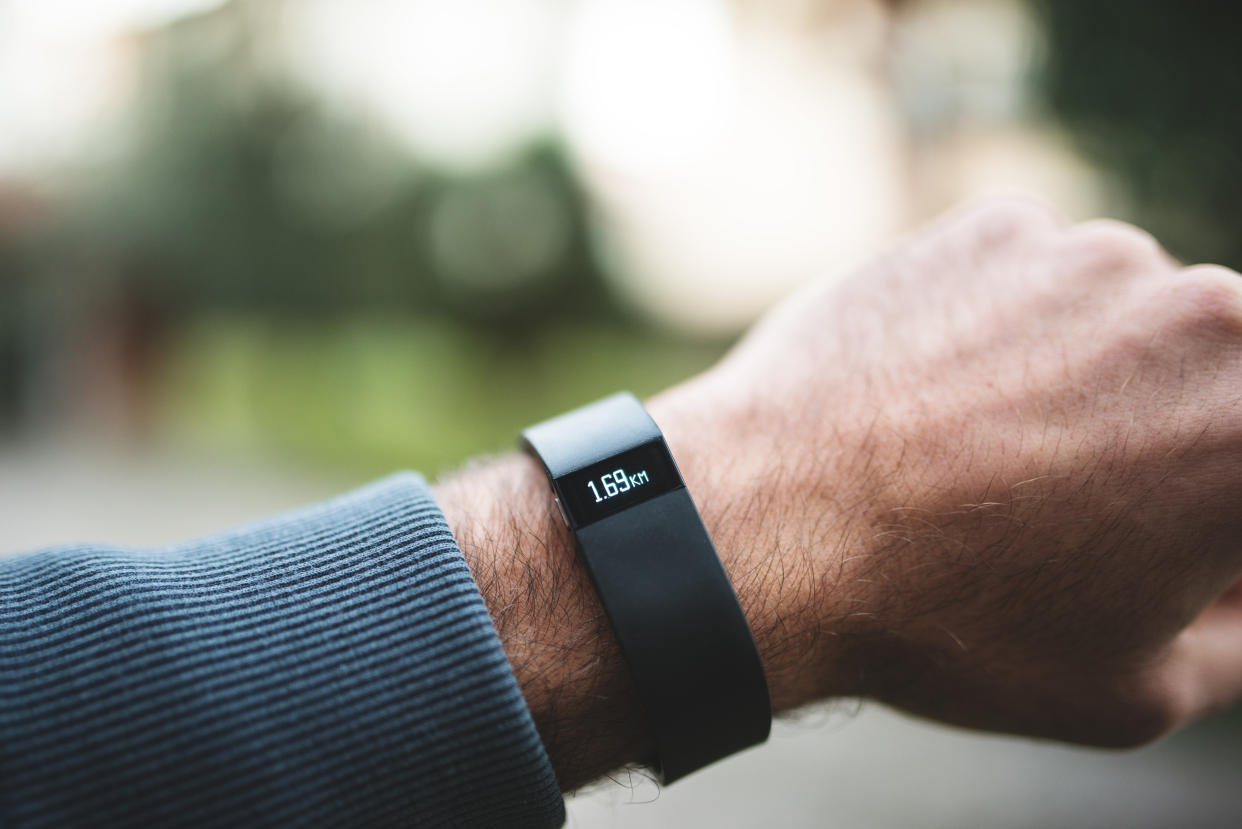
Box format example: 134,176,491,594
438,199,1242,788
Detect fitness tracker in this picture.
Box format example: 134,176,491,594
521,392,771,783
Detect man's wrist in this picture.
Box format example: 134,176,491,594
435,382,868,787
435,451,653,789
647,381,872,711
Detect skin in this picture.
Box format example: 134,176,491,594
435,199,1242,791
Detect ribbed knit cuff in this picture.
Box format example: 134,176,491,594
0,473,565,828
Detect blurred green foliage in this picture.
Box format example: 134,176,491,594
73,9,610,324
10,1,1242,478
1,3,727,473
162,316,722,476
1036,1,1242,269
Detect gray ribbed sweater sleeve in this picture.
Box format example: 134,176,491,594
0,473,566,828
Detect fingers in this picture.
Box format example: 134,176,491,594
1165,577,1242,722
946,194,1069,232
1059,218,1181,274
934,195,1068,248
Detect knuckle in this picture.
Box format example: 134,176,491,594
1063,219,1170,275
1154,265,1242,340
962,196,1063,244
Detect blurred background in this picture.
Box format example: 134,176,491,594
2,0,1241,825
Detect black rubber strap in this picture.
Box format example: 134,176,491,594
521,392,771,783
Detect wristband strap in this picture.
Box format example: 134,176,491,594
521,392,771,783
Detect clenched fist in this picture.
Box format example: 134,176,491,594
653,199,1242,750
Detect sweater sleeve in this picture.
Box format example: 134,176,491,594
0,473,566,828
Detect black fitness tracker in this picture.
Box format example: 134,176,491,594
521,392,771,783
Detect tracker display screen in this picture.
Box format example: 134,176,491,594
558,441,683,527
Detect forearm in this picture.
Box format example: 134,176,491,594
434,380,869,789
1,475,565,828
